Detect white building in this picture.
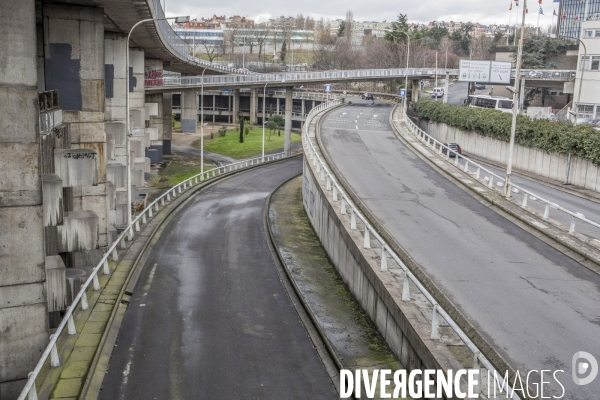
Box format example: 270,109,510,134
574,20,600,121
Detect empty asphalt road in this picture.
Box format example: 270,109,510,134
99,157,337,400
320,100,600,399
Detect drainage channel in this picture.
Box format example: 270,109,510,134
268,175,410,400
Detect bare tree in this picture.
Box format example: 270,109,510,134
201,42,224,63
296,13,305,30
305,16,315,31
224,27,240,54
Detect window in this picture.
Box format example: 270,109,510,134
498,100,513,110
584,29,594,38
580,55,600,71
577,104,595,119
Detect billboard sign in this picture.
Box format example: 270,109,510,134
459,60,512,84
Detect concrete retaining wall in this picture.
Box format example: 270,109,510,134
419,120,600,191
302,156,463,381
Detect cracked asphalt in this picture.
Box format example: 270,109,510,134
319,100,600,399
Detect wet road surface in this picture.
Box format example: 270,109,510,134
99,157,337,400
320,100,600,399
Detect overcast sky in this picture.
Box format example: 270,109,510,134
163,0,559,28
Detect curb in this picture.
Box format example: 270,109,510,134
263,174,347,398
462,151,600,204
80,154,303,400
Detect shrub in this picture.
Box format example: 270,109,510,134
414,98,600,164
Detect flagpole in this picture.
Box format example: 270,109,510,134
537,6,541,35
582,0,589,38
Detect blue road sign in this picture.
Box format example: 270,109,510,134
399,89,407,98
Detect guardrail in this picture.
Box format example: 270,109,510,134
303,99,521,399
401,114,600,239
150,0,241,74
17,151,286,400
144,68,575,90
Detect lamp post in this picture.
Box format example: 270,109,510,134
200,67,207,178
504,0,527,198
126,15,188,238
384,28,411,115
262,80,269,163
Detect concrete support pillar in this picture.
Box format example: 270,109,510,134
302,99,306,116
162,93,173,154
0,1,49,396
104,33,127,122
232,88,240,123
181,91,197,133
212,94,216,111
284,86,293,155
43,3,108,247
250,87,258,125
411,79,420,103
276,97,280,114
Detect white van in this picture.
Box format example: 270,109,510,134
431,87,445,98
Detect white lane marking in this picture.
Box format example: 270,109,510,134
122,361,132,385
342,112,347,115
355,120,358,123
356,125,359,130
141,263,157,297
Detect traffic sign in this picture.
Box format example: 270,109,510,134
399,89,407,98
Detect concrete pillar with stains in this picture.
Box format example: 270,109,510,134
250,87,258,125
0,0,50,396
42,3,108,249
181,90,198,133
232,88,240,123
284,86,293,155
162,93,173,154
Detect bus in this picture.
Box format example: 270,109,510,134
466,95,513,114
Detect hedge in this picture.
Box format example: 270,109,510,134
414,98,600,165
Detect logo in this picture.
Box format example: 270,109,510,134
572,351,598,386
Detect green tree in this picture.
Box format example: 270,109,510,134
268,114,284,138
384,14,410,43
449,23,473,56
239,116,244,143
516,34,566,69
337,21,346,37
266,120,278,140
281,40,287,63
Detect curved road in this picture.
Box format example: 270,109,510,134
320,100,600,399
99,157,337,400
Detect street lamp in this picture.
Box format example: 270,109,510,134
504,0,527,198
200,67,207,178
386,29,411,116
261,76,286,162
126,15,189,239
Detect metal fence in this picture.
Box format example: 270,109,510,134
400,114,600,240
303,99,521,399
144,68,575,90
17,152,287,400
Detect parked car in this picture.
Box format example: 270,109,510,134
475,83,487,90
442,143,462,157
431,87,445,98
361,92,374,100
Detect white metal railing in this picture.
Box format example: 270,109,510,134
401,114,600,239
144,68,575,90
17,151,286,400
303,100,521,399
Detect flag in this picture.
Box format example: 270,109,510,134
539,0,542,3
540,7,544,14
510,2,513,10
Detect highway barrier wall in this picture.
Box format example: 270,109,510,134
419,120,600,192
